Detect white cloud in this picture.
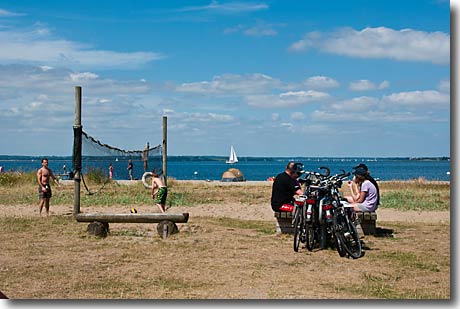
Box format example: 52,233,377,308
37,94,48,100
69,72,99,82
0,8,25,17
223,24,245,34
279,90,329,100
290,26,449,65
382,90,449,107
224,20,281,37
310,89,449,124
349,79,390,91
291,111,306,120
379,80,390,89
438,79,450,93
280,122,293,128
0,27,164,69
0,63,155,137
175,73,282,94
303,76,340,89
331,96,379,112
246,90,330,108
311,109,427,123
179,1,268,13
39,65,53,71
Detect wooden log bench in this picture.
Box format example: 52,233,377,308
273,211,294,234
75,212,189,239
355,211,377,235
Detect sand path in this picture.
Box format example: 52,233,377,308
1,202,450,224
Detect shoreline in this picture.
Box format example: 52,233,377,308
59,179,450,186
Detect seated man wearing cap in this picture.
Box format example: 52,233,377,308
344,166,379,212
270,161,303,212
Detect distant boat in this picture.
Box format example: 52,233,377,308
226,145,238,164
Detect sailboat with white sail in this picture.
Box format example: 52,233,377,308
226,145,238,164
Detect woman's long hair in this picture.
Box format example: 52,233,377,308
354,174,366,189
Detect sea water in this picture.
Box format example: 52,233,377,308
0,155,451,182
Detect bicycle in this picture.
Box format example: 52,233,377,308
298,167,331,251
327,172,362,259
292,195,307,252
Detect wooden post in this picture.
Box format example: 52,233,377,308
74,86,82,215
162,116,167,186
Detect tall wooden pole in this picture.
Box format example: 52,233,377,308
74,86,82,215
162,116,167,186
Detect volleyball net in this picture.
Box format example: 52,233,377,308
73,128,162,184
82,131,161,159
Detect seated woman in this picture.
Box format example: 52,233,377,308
344,166,379,212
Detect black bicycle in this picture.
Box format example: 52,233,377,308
298,167,331,251
327,172,362,259
292,195,307,252
333,203,361,258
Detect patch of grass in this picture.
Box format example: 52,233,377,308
340,180,450,211
72,279,139,298
382,190,449,211
379,251,444,272
0,176,450,214
112,229,147,237
348,273,401,299
0,171,37,186
212,217,276,234
353,271,446,299
167,192,194,207
83,167,109,184
342,270,448,299
153,276,196,291
0,217,38,233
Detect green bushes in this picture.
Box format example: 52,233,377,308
83,167,109,184
0,171,36,186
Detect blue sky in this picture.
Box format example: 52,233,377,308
0,0,451,157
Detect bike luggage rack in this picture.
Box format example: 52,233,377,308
273,211,294,234
356,211,377,235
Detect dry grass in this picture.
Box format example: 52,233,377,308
0,176,451,299
0,215,450,299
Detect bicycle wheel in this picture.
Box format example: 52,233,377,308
305,223,315,251
305,206,316,251
341,218,362,259
334,232,347,257
293,210,302,252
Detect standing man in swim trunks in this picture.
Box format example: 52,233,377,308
151,168,167,213
37,158,62,217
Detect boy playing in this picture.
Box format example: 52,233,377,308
151,169,168,212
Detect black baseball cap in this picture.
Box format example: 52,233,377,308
353,163,368,171
353,167,367,176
